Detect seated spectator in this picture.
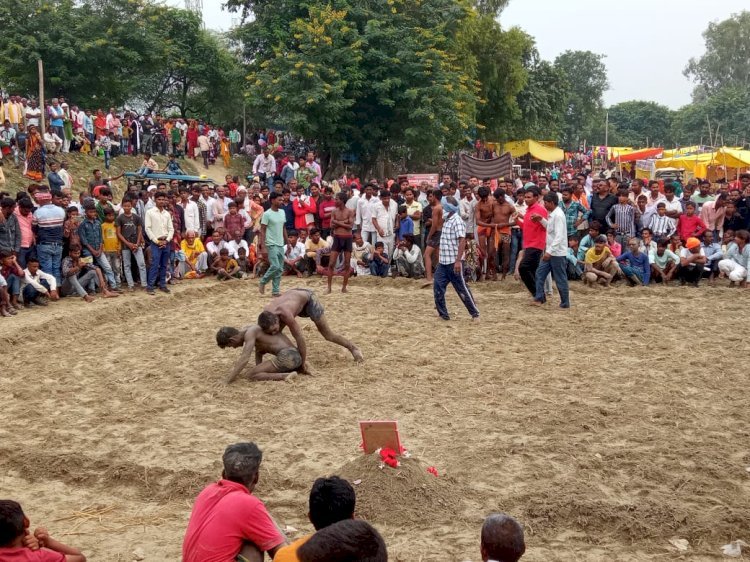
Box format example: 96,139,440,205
369,241,390,277
0,499,86,561
182,442,287,562
606,231,621,258
213,248,242,280
616,237,650,286
274,476,356,562
0,251,23,311
283,230,305,277
638,228,656,255
583,235,619,287
576,221,601,261
60,244,113,301
676,237,707,287
43,126,62,153
227,229,249,260
303,228,329,275
0,270,13,317
481,512,525,562
676,201,707,242
21,257,59,306
297,520,386,562
393,234,424,278
206,229,227,268
718,229,750,287
135,152,158,176
701,230,722,284
351,231,372,276
180,230,208,278
78,202,119,292
237,246,255,276
565,237,583,280
649,238,679,284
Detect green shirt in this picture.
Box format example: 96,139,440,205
261,208,286,247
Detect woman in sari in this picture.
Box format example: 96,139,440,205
186,121,198,160
24,125,45,182
220,137,231,168
94,109,107,138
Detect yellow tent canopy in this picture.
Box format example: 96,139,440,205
654,148,750,179
662,146,703,158
503,140,564,163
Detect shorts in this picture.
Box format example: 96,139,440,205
271,347,303,371
427,231,442,248
295,288,325,321
332,235,353,253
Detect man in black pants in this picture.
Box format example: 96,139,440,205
516,186,548,296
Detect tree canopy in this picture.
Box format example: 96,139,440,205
607,101,673,148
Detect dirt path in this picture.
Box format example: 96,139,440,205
186,156,233,184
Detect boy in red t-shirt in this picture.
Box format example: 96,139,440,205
0,500,86,561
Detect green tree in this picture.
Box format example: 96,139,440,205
554,50,609,147
671,86,750,146
0,0,163,107
607,101,673,147
685,11,750,99
512,55,569,140
243,0,479,175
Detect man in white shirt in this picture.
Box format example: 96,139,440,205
662,183,683,230
459,183,477,236
43,127,63,153
22,257,59,306
180,188,200,234
531,192,570,308
355,184,378,245
393,234,424,278
197,132,211,169
144,191,174,294
25,100,41,128
283,230,306,276
371,190,397,259
253,146,276,189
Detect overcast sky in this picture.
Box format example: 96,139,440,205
172,0,748,109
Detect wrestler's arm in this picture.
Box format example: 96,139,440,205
225,328,258,384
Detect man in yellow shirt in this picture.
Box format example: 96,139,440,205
583,235,620,286
274,476,356,562
302,227,330,275
101,208,122,289
180,230,208,278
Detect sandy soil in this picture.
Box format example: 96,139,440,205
1,277,748,561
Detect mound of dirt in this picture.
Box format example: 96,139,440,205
338,453,465,526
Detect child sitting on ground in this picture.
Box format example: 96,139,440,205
212,248,242,280
0,499,86,561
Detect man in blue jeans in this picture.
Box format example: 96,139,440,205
32,191,66,285
258,192,288,297
531,193,570,309
433,196,479,321
144,191,174,294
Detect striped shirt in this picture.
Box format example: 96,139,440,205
439,212,466,265
559,200,588,236
606,204,637,237
647,214,676,238
33,203,65,244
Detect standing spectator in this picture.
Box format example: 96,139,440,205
371,190,397,259
531,193,570,308
144,191,174,295
32,191,66,285
24,99,41,129
589,179,617,233
0,198,21,256
253,146,276,189
515,186,547,296
182,442,287,562
116,197,148,291
258,192,287,296
305,151,322,185
78,203,118,291
14,198,35,267
432,196,479,321
198,130,211,169
48,98,65,140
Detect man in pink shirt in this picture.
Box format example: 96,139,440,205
514,185,548,296
14,198,35,268
183,442,287,562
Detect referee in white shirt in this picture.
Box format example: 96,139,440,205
531,193,570,308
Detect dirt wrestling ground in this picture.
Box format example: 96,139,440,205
0,277,748,561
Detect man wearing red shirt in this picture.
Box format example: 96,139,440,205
183,442,286,562
676,201,707,243
515,186,548,295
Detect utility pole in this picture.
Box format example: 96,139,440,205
242,100,246,153
38,59,45,133
604,111,609,148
